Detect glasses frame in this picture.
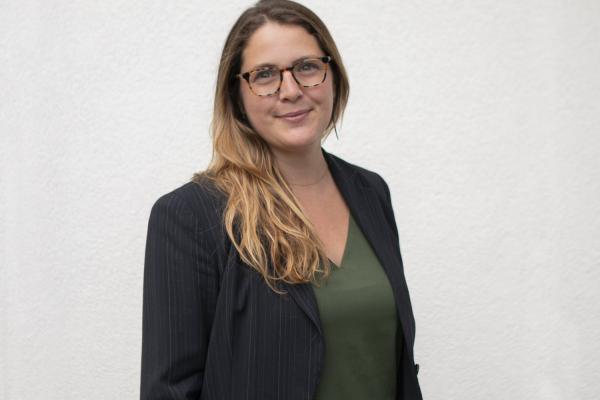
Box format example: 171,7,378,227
236,55,332,97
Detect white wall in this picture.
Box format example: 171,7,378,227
2,0,599,398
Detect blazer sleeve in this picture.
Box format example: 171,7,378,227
375,173,400,244
140,191,220,399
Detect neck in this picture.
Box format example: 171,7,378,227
271,144,328,188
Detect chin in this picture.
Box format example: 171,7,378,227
284,127,322,144
271,135,321,153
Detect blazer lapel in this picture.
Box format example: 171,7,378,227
283,277,324,335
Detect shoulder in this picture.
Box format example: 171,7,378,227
149,176,227,230
326,151,390,199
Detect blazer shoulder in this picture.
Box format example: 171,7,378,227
150,177,227,230
328,152,389,197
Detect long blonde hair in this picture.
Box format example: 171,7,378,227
192,0,350,294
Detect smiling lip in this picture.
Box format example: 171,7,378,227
278,109,311,118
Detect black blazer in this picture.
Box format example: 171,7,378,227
141,147,423,399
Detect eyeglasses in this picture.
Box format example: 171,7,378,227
237,55,332,97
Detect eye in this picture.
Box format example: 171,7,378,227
298,61,318,71
257,69,274,78
252,68,276,82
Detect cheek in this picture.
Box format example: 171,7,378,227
318,76,335,107
240,91,274,128
318,84,335,115
240,89,258,118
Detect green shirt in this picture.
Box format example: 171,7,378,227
312,212,398,399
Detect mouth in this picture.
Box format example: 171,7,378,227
277,109,311,118
277,109,312,123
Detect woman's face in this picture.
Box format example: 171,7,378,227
239,22,335,155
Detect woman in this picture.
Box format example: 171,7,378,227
140,0,422,399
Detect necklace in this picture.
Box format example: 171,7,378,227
287,164,329,187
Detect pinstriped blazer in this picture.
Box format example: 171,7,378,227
140,147,423,400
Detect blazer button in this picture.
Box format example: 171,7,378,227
415,363,420,375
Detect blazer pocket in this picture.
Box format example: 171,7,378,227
415,363,420,375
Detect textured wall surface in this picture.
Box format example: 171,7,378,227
2,0,599,399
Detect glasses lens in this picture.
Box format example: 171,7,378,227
293,59,327,86
249,68,280,96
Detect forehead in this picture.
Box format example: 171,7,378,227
241,22,323,71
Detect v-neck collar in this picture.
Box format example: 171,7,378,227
327,211,351,269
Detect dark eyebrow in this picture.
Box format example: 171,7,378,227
249,55,322,71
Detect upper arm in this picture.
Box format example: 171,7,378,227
140,191,220,399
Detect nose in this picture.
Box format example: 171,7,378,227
278,70,303,101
